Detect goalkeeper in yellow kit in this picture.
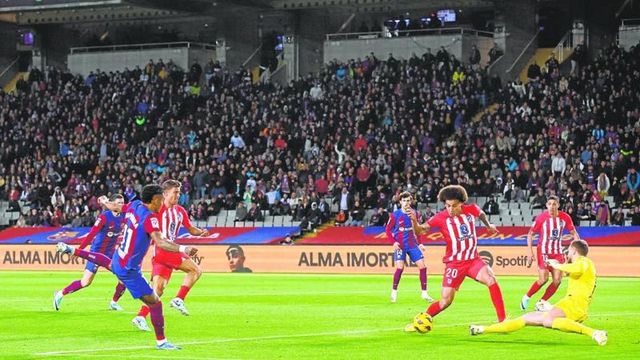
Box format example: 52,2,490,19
469,240,608,345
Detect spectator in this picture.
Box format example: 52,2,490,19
482,197,500,215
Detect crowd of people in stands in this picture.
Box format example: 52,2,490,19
1,40,640,229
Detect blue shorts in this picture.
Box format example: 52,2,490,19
394,247,424,263
112,260,153,299
85,261,100,273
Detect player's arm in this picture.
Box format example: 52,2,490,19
385,214,401,251
526,228,536,264
150,231,198,256
98,196,124,212
78,215,105,249
187,225,209,237
563,213,581,242
548,258,587,275
409,210,431,235
477,210,498,234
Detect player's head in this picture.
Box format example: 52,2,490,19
546,195,560,215
399,191,413,212
141,184,164,212
568,239,588,261
162,179,182,206
109,194,125,214
438,185,468,217
226,245,245,272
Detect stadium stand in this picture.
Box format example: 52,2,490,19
1,41,640,230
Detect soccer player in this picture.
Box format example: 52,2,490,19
470,240,608,346
520,195,581,311
386,191,433,303
56,184,198,350
406,185,506,331
132,179,209,331
53,194,126,311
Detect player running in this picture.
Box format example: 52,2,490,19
520,195,581,311
53,194,126,311
56,184,198,350
470,240,607,346
386,191,433,303
405,185,506,332
132,179,209,331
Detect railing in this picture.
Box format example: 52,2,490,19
0,57,19,89
486,53,505,75
326,27,495,41
506,29,541,74
70,41,216,54
242,42,263,68
553,30,574,63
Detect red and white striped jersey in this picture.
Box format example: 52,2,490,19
531,210,575,255
157,204,192,242
428,204,482,263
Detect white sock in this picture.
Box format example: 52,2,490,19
157,339,167,346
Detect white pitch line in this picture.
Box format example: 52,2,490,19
34,311,640,357
52,354,242,360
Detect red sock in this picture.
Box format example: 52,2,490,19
541,283,559,301
489,283,506,322
176,285,191,300
526,281,543,297
426,301,443,318
138,305,150,318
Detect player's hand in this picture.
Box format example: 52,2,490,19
199,228,209,237
418,244,426,252
529,251,536,266
487,224,498,235
186,246,198,256
393,242,401,251
546,259,560,268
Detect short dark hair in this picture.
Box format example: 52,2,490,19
438,185,468,203
109,194,124,202
162,179,182,191
570,239,589,256
399,191,412,200
141,184,163,204
547,195,560,202
226,245,244,258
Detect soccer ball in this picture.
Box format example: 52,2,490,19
412,312,433,333
534,300,553,312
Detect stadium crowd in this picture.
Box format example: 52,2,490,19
1,42,640,228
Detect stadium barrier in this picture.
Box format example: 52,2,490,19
1,244,638,276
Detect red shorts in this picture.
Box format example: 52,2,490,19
152,249,189,280
442,257,487,290
537,247,565,271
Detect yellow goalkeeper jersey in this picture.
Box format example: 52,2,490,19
557,256,597,304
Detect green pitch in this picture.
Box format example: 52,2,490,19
0,272,638,360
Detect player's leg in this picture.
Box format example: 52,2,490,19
391,250,405,303
171,257,202,315
540,267,562,302
470,311,544,335
135,261,171,324
546,303,607,345
425,286,456,319
413,258,433,303
136,285,180,350
56,242,112,270
522,268,549,310
54,268,96,310
473,261,506,322
109,281,126,311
